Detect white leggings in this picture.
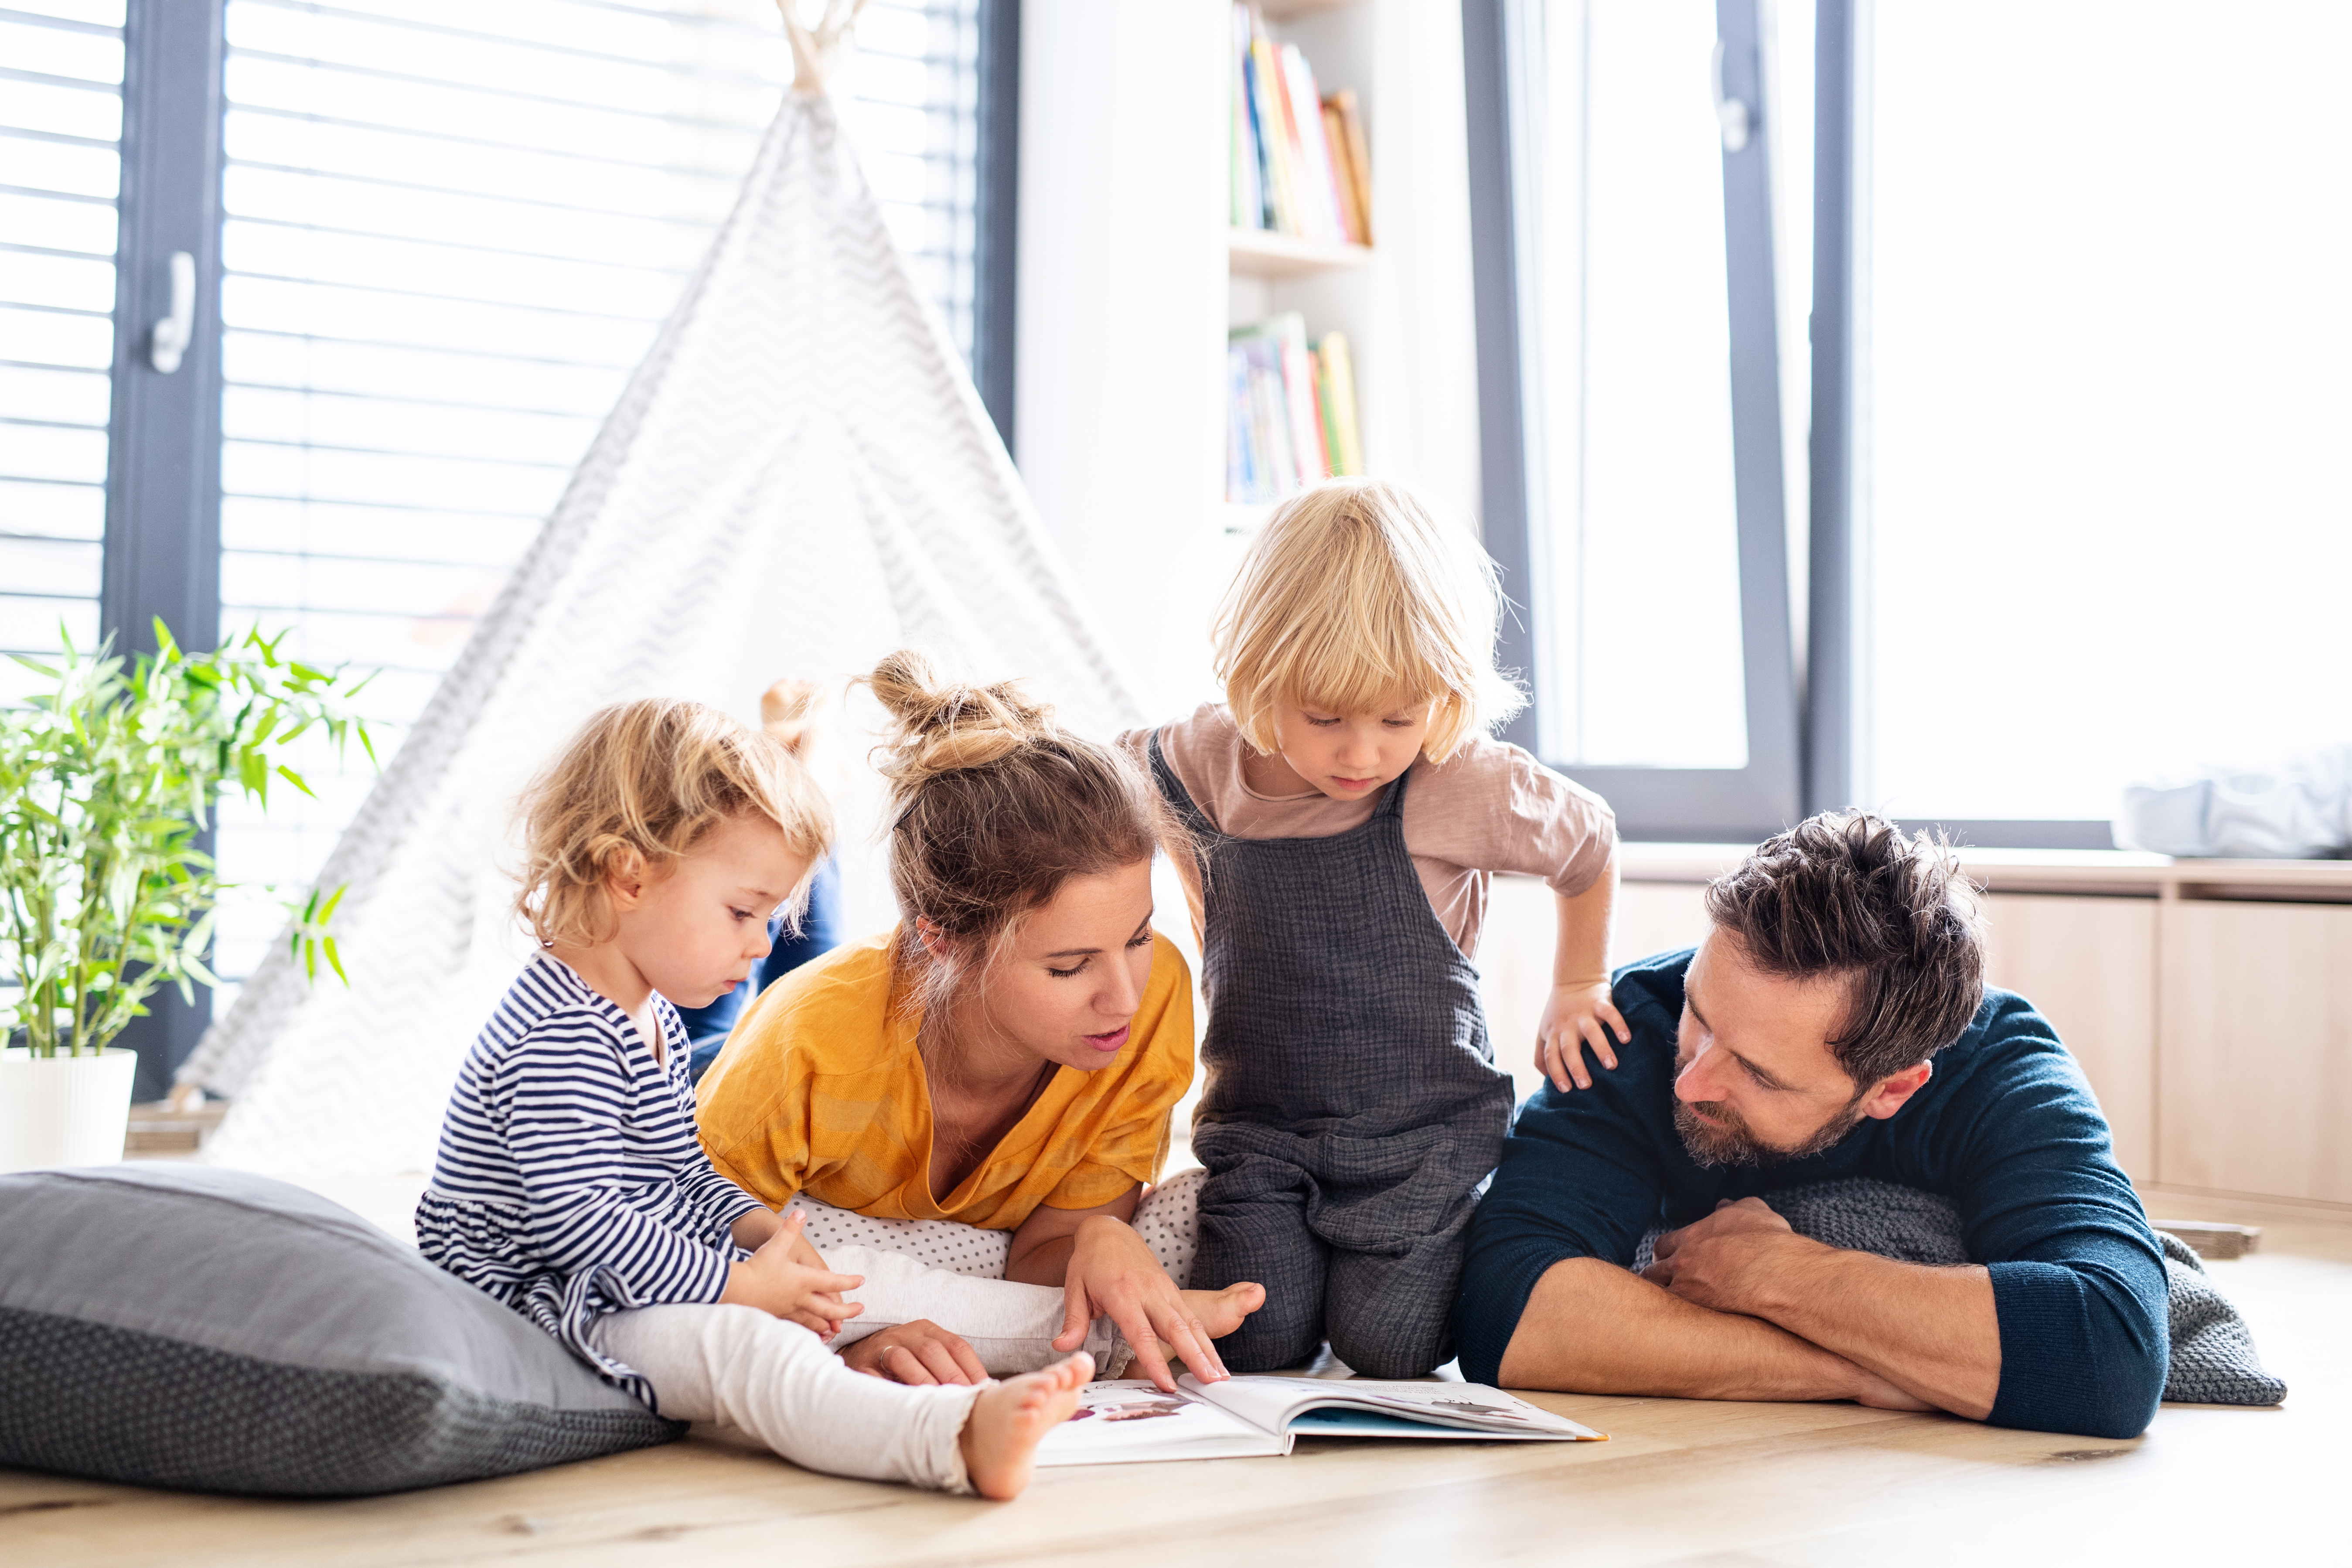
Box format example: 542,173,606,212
587,1304,981,1493
794,1167,1206,1377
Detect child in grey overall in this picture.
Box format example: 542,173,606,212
1122,478,1625,1379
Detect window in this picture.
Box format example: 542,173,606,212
1849,0,2352,832
1479,0,2342,847
25,0,1003,1079
198,0,992,999
1467,0,1801,838
0,0,122,704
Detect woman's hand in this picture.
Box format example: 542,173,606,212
1050,1213,1227,1393
719,1210,864,1337
1537,978,1630,1092
839,1319,989,1385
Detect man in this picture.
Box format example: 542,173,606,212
1456,812,2168,1440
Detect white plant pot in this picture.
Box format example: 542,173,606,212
0,1047,138,1174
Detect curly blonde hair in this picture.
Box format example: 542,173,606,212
1214,477,1526,762
512,698,833,949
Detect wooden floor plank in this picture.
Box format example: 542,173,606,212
7,1217,2342,1566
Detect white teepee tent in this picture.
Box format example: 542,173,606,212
180,7,1148,1174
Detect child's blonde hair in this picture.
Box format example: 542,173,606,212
513,698,834,949
1213,477,1526,761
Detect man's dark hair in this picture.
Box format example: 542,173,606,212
1704,811,1987,1087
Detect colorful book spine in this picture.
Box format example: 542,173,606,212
1227,314,1364,501
1327,89,1374,245
1230,4,1263,229
1315,331,1363,477
1229,5,1370,248
1278,44,1346,243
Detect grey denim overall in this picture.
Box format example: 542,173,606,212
1151,734,1514,1377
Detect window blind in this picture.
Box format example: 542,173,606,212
0,0,122,706
207,0,983,988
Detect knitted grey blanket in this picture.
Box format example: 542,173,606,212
1630,1177,2285,1406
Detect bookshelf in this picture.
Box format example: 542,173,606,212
1226,228,1371,280
1015,1,1481,718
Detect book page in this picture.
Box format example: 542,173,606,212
1034,1381,1289,1467
1182,1376,1605,1441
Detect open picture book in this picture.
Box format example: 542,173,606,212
1035,1375,1606,1466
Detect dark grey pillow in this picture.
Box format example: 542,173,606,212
1630,1176,2287,1408
0,1164,680,1496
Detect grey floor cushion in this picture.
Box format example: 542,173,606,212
1631,1176,2287,1407
0,1163,680,1496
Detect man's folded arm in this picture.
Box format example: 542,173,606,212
1454,1077,1661,1387
1942,1004,2171,1440
1497,1255,1909,1404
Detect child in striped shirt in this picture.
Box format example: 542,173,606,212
416,699,1087,1498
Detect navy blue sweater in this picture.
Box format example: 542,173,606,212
1456,948,2168,1438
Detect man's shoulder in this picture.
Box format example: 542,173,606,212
1923,986,2082,1098
1610,946,1694,1026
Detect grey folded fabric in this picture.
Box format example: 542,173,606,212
0,1164,682,1496
1631,1176,2286,1407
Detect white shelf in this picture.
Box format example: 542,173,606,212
1227,227,1374,280
1617,842,2352,901
1260,0,1364,19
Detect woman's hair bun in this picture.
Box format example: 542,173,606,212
864,648,1055,789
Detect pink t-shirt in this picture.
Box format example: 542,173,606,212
1120,704,1616,960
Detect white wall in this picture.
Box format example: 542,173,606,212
1016,0,1487,716
1015,0,1231,719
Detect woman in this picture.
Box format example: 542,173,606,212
697,651,1263,1392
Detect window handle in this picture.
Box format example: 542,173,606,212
1711,39,1752,153
149,250,194,374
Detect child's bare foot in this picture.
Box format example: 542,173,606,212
958,1352,1092,1500
1156,1282,1266,1379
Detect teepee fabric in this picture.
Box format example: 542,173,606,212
181,72,1148,1175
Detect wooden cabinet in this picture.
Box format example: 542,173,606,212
1980,894,2158,1183
2158,899,2352,1204
1477,853,2352,1216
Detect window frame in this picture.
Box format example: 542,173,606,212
1806,0,2113,852
89,0,1021,1094
1463,0,1802,843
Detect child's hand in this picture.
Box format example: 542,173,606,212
720,1210,866,1337
1537,978,1630,1092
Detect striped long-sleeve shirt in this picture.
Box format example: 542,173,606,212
416,955,765,1401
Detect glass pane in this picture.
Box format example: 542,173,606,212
1518,0,1748,768
0,14,120,707
1860,1,2352,822
208,0,985,980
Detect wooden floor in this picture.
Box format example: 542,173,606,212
9,1189,2345,1567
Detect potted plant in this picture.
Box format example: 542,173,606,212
0,623,374,1173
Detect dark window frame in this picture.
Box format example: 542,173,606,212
1464,0,1801,844
1469,0,2115,852
92,0,1023,1094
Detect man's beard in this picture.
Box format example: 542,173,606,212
1673,1092,1868,1170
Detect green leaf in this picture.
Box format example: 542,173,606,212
275,764,315,798
322,935,348,986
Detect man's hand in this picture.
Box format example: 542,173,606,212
719,1210,864,1337
1641,1196,1812,1314
1537,978,1630,1091
839,1319,989,1386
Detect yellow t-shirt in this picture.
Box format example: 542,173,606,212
695,929,1195,1230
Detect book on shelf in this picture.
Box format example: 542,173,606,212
1227,312,1363,503
1230,5,1372,247
1035,1375,1606,1467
